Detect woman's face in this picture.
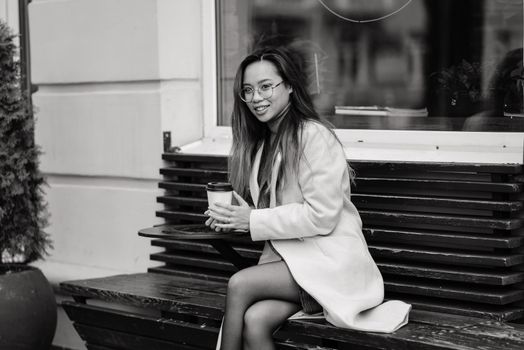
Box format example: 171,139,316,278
242,60,292,126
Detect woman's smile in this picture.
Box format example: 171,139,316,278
253,103,270,114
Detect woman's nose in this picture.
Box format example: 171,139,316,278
252,89,264,102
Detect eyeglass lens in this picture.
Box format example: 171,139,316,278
240,82,282,102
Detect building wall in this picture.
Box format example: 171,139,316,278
0,0,18,32
27,0,204,348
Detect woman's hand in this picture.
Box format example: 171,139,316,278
207,191,251,231
204,216,230,232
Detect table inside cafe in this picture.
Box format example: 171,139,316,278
138,224,252,270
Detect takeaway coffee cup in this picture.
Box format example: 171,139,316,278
206,182,233,209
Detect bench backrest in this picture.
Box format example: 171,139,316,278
151,153,524,322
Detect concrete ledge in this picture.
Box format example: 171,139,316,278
31,260,132,289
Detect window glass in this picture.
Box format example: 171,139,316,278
217,0,523,131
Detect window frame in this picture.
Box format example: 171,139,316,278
198,0,524,164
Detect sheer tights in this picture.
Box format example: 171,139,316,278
220,261,302,350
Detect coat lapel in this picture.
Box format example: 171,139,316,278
250,141,282,209
250,143,264,208
269,152,282,208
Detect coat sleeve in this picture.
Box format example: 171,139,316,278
249,123,347,241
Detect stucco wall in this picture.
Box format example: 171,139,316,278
27,0,204,348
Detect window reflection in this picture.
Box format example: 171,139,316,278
217,0,524,131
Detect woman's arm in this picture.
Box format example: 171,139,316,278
249,123,347,241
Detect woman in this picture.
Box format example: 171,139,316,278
206,46,410,350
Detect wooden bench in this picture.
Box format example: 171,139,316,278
60,153,524,349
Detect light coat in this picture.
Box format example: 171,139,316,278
216,122,411,349
249,121,411,333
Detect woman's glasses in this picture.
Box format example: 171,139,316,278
239,81,284,103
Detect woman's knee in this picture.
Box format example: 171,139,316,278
227,269,251,298
243,304,274,345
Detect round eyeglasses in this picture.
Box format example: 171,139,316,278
239,81,284,103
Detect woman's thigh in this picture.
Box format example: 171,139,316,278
228,261,301,303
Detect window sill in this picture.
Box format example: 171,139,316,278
181,129,524,164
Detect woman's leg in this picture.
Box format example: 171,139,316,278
220,261,301,350
243,299,301,350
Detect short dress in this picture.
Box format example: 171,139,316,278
268,241,322,314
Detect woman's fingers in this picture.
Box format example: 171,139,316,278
207,210,230,223
205,210,225,232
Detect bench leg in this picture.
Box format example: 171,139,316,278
207,240,251,270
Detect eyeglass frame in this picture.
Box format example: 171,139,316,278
239,81,285,103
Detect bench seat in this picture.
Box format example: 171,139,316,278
61,272,524,350
60,153,524,349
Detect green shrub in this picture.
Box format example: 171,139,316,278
0,20,51,264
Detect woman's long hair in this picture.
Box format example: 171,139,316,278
228,46,342,201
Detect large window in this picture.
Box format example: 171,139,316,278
217,0,523,132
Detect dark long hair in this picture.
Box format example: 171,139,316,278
228,46,340,200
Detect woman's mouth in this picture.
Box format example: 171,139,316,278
253,104,269,113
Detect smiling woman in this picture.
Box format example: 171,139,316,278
216,0,524,132
208,46,411,350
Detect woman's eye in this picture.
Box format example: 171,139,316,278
243,88,254,94
260,84,272,91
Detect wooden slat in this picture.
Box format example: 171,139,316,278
74,324,206,350
148,266,229,283
150,252,240,272
360,210,521,230
356,177,522,193
385,279,524,305
282,310,524,350
157,210,205,222
158,182,206,192
388,293,524,321
409,309,524,331
151,239,261,259
159,167,228,177
157,196,207,206
349,161,524,174
353,193,522,212
369,244,524,267
377,261,524,285
162,153,227,164
60,273,226,320
63,302,218,348
363,228,524,249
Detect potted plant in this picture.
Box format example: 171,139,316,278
0,20,56,349
430,59,485,117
